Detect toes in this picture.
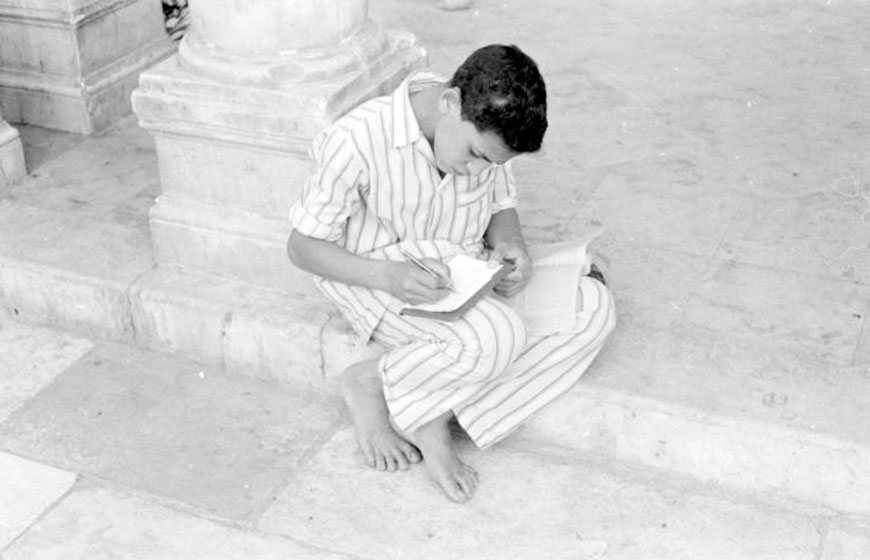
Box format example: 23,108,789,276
456,471,477,500
393,451,410,471
443,479,468,503
374,452,387,472
362,447,376,469
463,463,479,483
400,442,422,464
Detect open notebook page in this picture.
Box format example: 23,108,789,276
402,254,505,314
499,229,602,336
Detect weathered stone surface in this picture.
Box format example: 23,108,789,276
148,194,316,293
128,267,333,384
523,381,870,516
260,428,819,560
0,342,343,522
2,116,159,231
188,0,366,55
151,135,311,217
822,518,870,560
0,119,25,187
0,0,175,133
599,244,870,422
3,486,353,560
13,124,82,173
0,201,151,340
0,320,92,424
0,452,75,548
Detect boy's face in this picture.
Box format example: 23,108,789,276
433,88,517,177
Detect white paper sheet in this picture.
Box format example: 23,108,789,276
403,254,504,313
500,229,603,336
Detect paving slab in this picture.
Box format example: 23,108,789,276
717,183,870,283
0,200,152,340
0,319,93,424
600,244,870,417
6,117,159,232
13,125,83,174
260,428,820,560
3,486,354,560
822,517,870,560
522,380,870,516
0,451,76,549
0,342,344,523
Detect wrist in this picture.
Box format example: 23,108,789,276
371,260,400,293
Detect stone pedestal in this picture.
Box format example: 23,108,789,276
0,109,25,186
132,0,426,295
0,0,175,134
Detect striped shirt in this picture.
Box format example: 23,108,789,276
289,72,519,340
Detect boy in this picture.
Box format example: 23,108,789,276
287,44,616,502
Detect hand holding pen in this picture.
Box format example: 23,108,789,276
390,249,454,304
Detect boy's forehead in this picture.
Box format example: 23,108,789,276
475,129,517,164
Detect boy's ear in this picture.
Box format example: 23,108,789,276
439,87,462,116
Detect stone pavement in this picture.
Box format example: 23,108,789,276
1,317,868,559
2,0,870,557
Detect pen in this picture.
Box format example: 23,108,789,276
399,249,455,292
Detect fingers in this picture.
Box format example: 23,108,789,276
489,243,507,264
405,269,451,303
416,261,454,294
494,269,530,296
421,258,450,280
494,282,523,297
490,244,532,297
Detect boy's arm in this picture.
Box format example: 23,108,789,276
485,208,532,297
286,230,452,305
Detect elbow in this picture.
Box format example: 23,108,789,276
286,230,302,267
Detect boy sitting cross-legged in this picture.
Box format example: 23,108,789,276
287,44,616,502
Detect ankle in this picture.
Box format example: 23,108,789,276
414,413,453,445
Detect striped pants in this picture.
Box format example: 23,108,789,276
373,275,616,449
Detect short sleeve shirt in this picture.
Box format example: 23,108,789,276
289,71,519,340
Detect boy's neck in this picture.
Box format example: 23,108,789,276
409,83,447,147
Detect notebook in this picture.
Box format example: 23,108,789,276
400,254,511,321
496,235,598,336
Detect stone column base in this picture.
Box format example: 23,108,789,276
0,120,26,187
133,26,426,291
0,0,176,134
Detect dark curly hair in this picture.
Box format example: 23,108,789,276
449,44,548,154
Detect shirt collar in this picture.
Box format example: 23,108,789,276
390,71,446,149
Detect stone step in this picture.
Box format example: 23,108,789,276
2,196,870,518
1,322,866,559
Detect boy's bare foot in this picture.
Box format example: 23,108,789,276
413,412,478,503
340,360,421,471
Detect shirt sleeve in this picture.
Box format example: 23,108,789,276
490,159,518,213
289,126,366,243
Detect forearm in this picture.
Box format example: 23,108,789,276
484,208,527,252
286,230,394,292
484,208,532,296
